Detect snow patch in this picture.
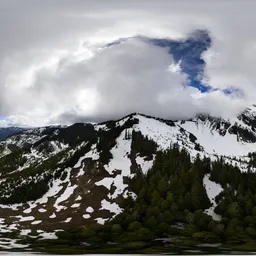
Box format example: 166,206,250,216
20,229,31,236
17,216,35,222
96,129,134,200
31,220,42,225
83,214,90,219
75,195,82,201
54,168,78,212
49,213,56,219
74,144,99,168
71,203,80,208
136,155,154,174
95,177,113,190
23,208,32,214
39,232,58,239
95,217,109,225
104,129,132,176
134,115,180,150
64,217,72,223
86,206,94,213
203,174,223,221
100,199,122,216
38,208,47,213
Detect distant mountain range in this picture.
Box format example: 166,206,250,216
0,126,26,140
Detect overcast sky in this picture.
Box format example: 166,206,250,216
0,0,255,127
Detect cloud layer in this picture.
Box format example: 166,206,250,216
0,0,254,126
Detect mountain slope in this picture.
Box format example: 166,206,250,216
0,110,256,249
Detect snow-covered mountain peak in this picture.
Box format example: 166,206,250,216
1,109,256,172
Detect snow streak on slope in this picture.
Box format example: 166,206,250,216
100,199,122,216
20,141,68,170
4,134,41,148
133,115,180,150
104,128,132,176
203,174,223,221
74,143,99,179
180,120,256,157
96,129,135,200
131,115,201,161
74,144,99,166
136,155,154,174
54,168,77,212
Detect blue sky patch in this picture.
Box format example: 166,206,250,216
106,30,212,93
148,30,211,92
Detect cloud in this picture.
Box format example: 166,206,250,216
0,0,254,126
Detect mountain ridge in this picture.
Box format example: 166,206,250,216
0,110,256,250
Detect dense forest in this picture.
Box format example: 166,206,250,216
52,142,256,251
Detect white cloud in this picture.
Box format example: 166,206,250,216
0,0,254,126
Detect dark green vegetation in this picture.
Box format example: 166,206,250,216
29,143,256,253
131,130,157,160
0,141,95,204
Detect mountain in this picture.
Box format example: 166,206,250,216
0,127,26,141
1,108,256,251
